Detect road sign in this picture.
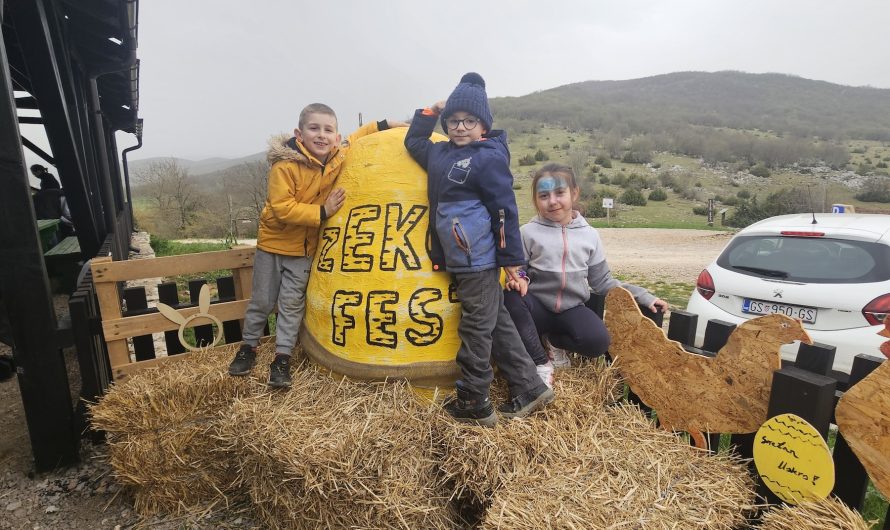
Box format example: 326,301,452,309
602,198,614,209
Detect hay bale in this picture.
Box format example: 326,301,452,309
436,360,756,529
89,343,274,515
217,367,461,530
760,496,873,530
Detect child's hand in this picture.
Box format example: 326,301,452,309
324,187,346,217
648,298,669,313
430,100,446,114
386,119,410,128
504,266,528,296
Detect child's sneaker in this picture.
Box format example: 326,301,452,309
535,361,554,388
442,387,497,427
498,382,555,419
543,335,572,368
268,355,292,388
228,344,256,376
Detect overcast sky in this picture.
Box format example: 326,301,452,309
122,0,890,161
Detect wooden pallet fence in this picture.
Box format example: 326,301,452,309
648,305,888,524
90,247,256,382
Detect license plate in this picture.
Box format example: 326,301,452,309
742,299,817,323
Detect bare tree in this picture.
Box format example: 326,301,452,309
568,148,589,179
135,159,202,234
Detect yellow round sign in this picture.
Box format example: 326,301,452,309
753,413,835,504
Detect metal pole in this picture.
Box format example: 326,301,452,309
121,119,143,231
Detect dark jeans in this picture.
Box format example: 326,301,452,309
503,290,611,363
452,269,541,399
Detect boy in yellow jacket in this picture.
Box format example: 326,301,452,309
229,103,404,387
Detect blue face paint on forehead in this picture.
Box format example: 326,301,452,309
536,175,569,194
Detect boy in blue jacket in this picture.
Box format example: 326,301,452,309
405,72,554,426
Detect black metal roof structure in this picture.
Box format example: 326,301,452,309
1,0,140,471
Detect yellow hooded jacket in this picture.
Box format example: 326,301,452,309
256,122,380,256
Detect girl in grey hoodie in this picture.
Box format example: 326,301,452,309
504,163,668,386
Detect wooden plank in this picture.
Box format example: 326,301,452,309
101,299,250,341
833,354,884,509
91,247,255,283
44,235,80,256
91,257,130,367
836,355,890,500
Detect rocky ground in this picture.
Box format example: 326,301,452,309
0,228,731,529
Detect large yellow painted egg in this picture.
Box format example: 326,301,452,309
302,128,461,389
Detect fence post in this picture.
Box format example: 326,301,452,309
123,287,155,361
667,310,698,347
216,276,242,343
702,319,736,354
157,282,185,355
832,354,885,512
794,342,836,377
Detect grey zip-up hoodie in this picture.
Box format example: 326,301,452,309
521,213,656,313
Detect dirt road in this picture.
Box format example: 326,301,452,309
598,228,734,283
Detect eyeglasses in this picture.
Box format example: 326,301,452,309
445,117,479,130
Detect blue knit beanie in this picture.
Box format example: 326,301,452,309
441,72,493,133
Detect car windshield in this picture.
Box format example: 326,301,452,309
717,235,890,283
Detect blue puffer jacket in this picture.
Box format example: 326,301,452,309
405,109,525,273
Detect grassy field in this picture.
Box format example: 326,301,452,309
504,128,890,226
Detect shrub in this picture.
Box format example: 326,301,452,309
692,205,709,216
534,149,549,162
657,170,676,188
856,163,874,176
561,143,571,150
722,196,739,206
620,188,647,206
512,183,522,190
648,188,668,201
518,154,536,166
854,177,890,203
583,200,607,218
594,155,612,168
651,162,661,169
749,164,771,178
877,162,888,169
599,175,610,184
622,150,653,164
590,165,600,174
610,173,627,187
736,190,751,199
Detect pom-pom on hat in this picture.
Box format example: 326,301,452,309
441,72,493,133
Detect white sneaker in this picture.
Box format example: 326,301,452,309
543,336,572,369
536,361,554,388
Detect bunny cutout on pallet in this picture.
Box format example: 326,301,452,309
156,284,224,351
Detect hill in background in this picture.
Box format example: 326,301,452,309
492,71,890,141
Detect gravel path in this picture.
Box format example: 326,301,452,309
598,228,734,283
0,228,732,529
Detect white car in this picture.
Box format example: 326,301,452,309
686,213,890,377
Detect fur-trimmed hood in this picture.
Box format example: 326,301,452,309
266,134,311,166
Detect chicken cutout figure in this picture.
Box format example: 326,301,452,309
605,287,811,435
156,284,223,351
835,315,890,499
